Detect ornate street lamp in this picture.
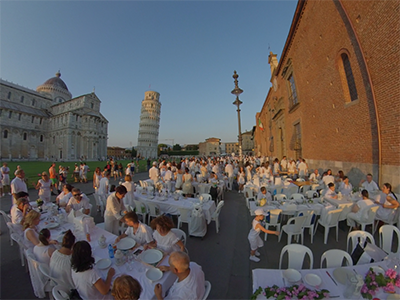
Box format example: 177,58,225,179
231,70,243,161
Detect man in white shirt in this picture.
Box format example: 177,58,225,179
309,169,321,182
11,197,30,225
154,251,205,300
163,167,173,191
149,162,160,185
1,162,11,196
359,174,379,194
11,169,28,204
225,162,234,190
98,172,110,195
297,159,308,178
114,212,153,247
256,187,272,202
280,156,288,172
66,188,91,215
347,190,375,230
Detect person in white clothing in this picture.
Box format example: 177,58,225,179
104,185,127,235
71,241,115,300
359,174,379,194
248,209,279,262
11,197,30,225
33,228,57,265
339,176,353,197
23,210,41,250
35,172,53,203
112,275,142,300
11,169,28,204
66,188,91,215
154,251,205,300
98,172,110,196
56,184,73,208
121,175,135,208
324,183,338,200
50,230,76,290
256,187,272,202
322,169,335,187
309,169,321,182
280,156,288,172
163,167,173,192
1,162,11,196
115,212,153,247
297,158,308,178
225,162,234,190
375,183,399,220
149,162,160,185
347,190,375,229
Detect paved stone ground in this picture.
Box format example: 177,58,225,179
0,172,380,300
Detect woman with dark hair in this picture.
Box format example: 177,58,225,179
112,275,142,300
375,183,399,220
115,212,153,247
175,163,184,191
146,215,184,254
33,228,57,265
182,167,193,197
104,185,127,235
71,241,115,300
56,184,73,207
50,230,76,289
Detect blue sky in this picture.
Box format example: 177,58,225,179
1,0,297,148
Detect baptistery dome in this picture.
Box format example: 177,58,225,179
36,71,72,102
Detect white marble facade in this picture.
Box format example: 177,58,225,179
0,72,108,161
136,91,161,159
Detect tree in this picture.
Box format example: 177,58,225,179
173,144,182,151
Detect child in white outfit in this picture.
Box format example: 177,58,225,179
248,208,279,262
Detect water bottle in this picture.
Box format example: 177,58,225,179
273,189,277,196
108,244,114,259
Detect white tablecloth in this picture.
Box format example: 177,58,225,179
135,193,216,224
252,261,398,299
249,201,332,218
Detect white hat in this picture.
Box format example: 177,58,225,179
254,209,265,216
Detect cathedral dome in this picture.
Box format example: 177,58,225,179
42,71,69,91
36,71,72,101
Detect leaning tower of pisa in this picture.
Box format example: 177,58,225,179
136,91,161,159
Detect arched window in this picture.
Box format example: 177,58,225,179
40,135,43,142
3,130,8,138
7,92,11,99
341,53,358,101
23,133,27,140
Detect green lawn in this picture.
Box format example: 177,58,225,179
2,159,151,189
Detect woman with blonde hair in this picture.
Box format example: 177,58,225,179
112,275,142,300
121,174,135,208
36,172,53,203
23,210,41,249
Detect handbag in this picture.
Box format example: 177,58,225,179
70,289,82,300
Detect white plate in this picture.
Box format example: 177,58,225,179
46,222,59,229
116,237,136,250
146,268,163,282
371,265,385,275
142,249,163,264
304,273,322,287
282,269,301,283
96,258,112,270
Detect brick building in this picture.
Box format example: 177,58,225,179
254,0,400,192
107,146,126,159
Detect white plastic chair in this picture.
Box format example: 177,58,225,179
297,210,316,243
177,207,192,229
290,193,305,204
171,228,187,246
379,225,400,254
346,230,375,253
314,208,342,244
244,187,256,209
264,209,282,241
374,208,400,233
279,215,307,245
357,206,379,232
305,190,319,199
211,201,224,233
25,249,51,298
201,280,212,300
338,205,352,222
93,194,106,216
200,193,212,202
299,185,312,195
283,186,299,198
52,285,71,300
1,210,13,245
146,202,162,224
274,194,287,202
320,249,353,268
11,232,27,267
39,264,59,289
133,200,148,223
279,244,314,270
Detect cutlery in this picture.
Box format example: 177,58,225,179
326,271,338,286
353,269,358,275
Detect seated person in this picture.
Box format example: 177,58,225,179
375,183,399,220
256,187,272,202
339,176,353,197
66,188,90,215
322,169,335,187
112,275,142,300
359,173,379,194
324,183,338,200
56,184,73,208
33,228,57,265
146,215,184,254
347,190,375,230
309,169,321,182
11,197,30,225
208,172,218,184
154,251,205,300
23,210,41,250
114,212,153,247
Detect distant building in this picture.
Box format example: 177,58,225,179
254,0,400,191
224,142,238,155
0,72,108,161
242,130,254,155
136,91,161,159
107,146,126,158
198,138,221,156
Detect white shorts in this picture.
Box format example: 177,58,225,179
248,236,263,251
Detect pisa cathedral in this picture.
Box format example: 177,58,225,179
0,72,108,161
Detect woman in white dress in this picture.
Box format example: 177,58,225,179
146,215,184,254
23,210,41,250
182,167,194,197
175,164,184,191
238,166,246,193
122,175,135,208
375,183,399,220
93,167,102,193
71,241,115,300
36,172,53,203
104,185,127,235
33,228,57,265
50,230,76,290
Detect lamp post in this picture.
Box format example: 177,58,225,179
231,70,243,162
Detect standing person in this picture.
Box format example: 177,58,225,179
248,209,279,262
98,172,110,196
104,185,127,235
237,166,246,193
182,168,194,197
93,167,102,193
73,163,80,182
11,169,28,204
225,161,234,190
121,175,135,207
280,156,288,172
49,162,58,192
1,162,11,196
82,162,89,183
36,172,53,203
149,162,160,185
118,163,124,178
175,164,184,191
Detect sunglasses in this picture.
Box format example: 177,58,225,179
73,193,82,198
